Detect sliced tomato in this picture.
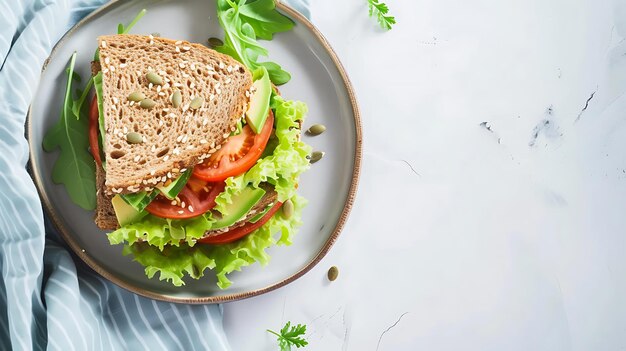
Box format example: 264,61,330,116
198,202,283,245
146,180,225,219
193,111,274,182
186,175,211,193
89,96,102,166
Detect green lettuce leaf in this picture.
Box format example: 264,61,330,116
215,95,312,214
108,213,215,250
123,194,306,288
122,242,217,287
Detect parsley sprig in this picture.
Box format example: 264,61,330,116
367,0,396,30
267,322,309,350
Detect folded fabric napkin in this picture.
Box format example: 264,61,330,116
0,0,309,350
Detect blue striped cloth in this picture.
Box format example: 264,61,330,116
0,0,309,350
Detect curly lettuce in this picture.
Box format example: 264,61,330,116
108,214,215,250
215,95,312,214
108,97,311,287
124,195,306,288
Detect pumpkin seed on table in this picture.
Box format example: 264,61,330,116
189,96,204,110
309,151,324,164
146,71,163,85
306,124,326,136
139,98,156,109
208,37,224,48
126,132,143,144
127,91,145,102
171,89,182,108
327,266,339,281
282,199,294,219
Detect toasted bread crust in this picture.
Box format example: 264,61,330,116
95,162,119,230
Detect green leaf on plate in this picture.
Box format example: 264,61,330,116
215,0,294,85
42,52,96,210
239,0,294,40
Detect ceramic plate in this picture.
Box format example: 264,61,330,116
28,0,361,303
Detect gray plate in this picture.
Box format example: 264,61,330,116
28,0,361,303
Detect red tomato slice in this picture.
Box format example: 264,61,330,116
186,175,211,194
89,96,102,166
198,202,283,245
146,180,225,219
192,111,274,182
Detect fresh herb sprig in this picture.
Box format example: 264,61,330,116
367,0,396,30
267,322,309,351
43,53,96,210
216,0,294,85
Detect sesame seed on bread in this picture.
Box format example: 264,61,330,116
97,34,252,195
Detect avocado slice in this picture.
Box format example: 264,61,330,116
211,186,266,230
248,204,273,223
245,67,272,134
156,169,192,200
120,170,191,212
120,190,159,213
112,195,148,226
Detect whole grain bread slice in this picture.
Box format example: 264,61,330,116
97,34,252,195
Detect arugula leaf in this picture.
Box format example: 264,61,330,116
93,72,105,151
267,322,309,350
118,8,147,34
238,0,294,40
259,61,291,85
367,0,396,30
216,0,294,85
43,53,96,210
71,77,93,119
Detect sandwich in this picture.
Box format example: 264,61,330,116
89,34,311,287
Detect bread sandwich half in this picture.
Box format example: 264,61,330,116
92,34,277,237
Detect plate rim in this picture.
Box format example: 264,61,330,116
27,0,362,304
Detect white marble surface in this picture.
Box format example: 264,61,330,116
224,0,626,349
